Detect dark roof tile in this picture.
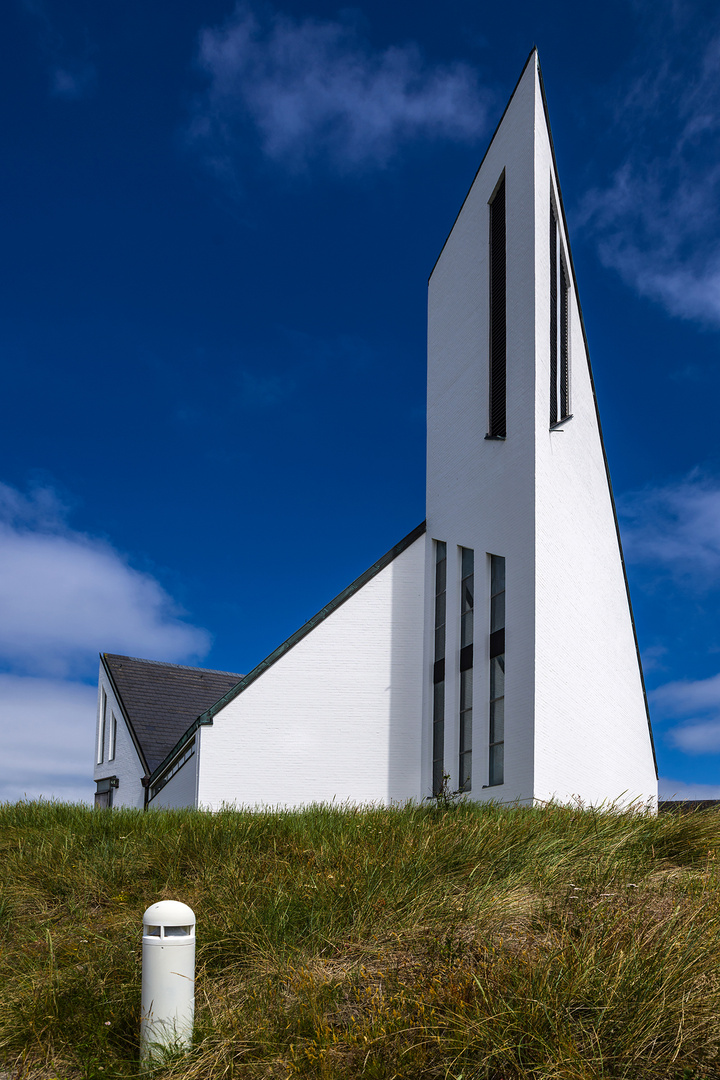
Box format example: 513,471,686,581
103,654,243,773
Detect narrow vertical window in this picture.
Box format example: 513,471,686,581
432,541,447,796
489,555,505,786
560,260,569,419
97,687,107,766
108,712,117,762
459,547,474,792
488,175,506,438
550,206,558,426
550,200,570,425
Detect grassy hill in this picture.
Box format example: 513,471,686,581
2,799,720,1079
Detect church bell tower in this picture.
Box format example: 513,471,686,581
422,51,658,807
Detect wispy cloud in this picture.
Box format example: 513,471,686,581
239,369,295,410
659,776,720,800
640,644,669,673
50,63,95,101
17,0,96,101
0,480,211,802
0,482,210,678
578,23,720,327
652,673,720,719
669,721,720,755
189,3,490,183
651,672,720,755
618,471,720,583
0,676,96,803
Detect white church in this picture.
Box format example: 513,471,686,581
93,52,658,812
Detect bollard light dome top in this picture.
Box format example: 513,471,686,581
143,899,196,926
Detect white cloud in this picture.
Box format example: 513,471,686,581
51,63,95,101
0,676,95,804
651,672,720,718
0,480,212,803
0,480,67,529
619,471,720,754
640,644,668,673
189,3,490,180
651,671,720,755
659,777,720,800
618,472,720,582
0,481,211,677
669,721,720,755
18,0,96,102
578,29,720,327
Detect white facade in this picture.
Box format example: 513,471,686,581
150,746,199,809
96,51,657,813
532,81,654,806
196,533,425,810
93,663,146,809
423,52,657,807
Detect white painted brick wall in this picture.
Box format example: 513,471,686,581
197,535,426,810
426,59,539,805
531,83,657,808
425,54,657,809
149,748,198,809
93,57,656,815
93,662,146,809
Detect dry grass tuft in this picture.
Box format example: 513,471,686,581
1,799,720,1078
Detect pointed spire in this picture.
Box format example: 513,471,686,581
424,54,657,806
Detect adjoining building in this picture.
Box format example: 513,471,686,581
94,51,658,811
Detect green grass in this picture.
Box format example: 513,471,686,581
2,799,720,1079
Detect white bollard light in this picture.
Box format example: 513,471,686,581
140,900,196,1061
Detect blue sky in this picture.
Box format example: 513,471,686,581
2,0,720,803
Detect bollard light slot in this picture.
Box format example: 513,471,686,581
164,925,192,937
145,925,161,937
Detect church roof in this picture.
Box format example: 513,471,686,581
102,654,244,774
145,520,427,788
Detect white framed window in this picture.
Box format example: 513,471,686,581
108,712,117,762
488,555,505,786
488,173,507,439
94,775,118,808
550,198,570,426
459,547,474,792
97,687,107,765
432,540,447,796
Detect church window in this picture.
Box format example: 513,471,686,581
108,712,117,762
459,547,474,791
488,175,507,438
94,776,117,809
432,541,447,796
489,555,505,786
97,687,107,765
550,200,570,426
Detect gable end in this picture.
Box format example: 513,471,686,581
147,521,427,789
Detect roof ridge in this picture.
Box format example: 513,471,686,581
103,653,243,678
146,520,427,788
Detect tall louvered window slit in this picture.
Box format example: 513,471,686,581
560,260,569,418
550,198,570,425
432,541,447,796
488,555,505,787
488,176,507,438
459,547,474,792
557,208,561,427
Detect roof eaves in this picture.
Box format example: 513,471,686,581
147,520,427,787
100,653,151,776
